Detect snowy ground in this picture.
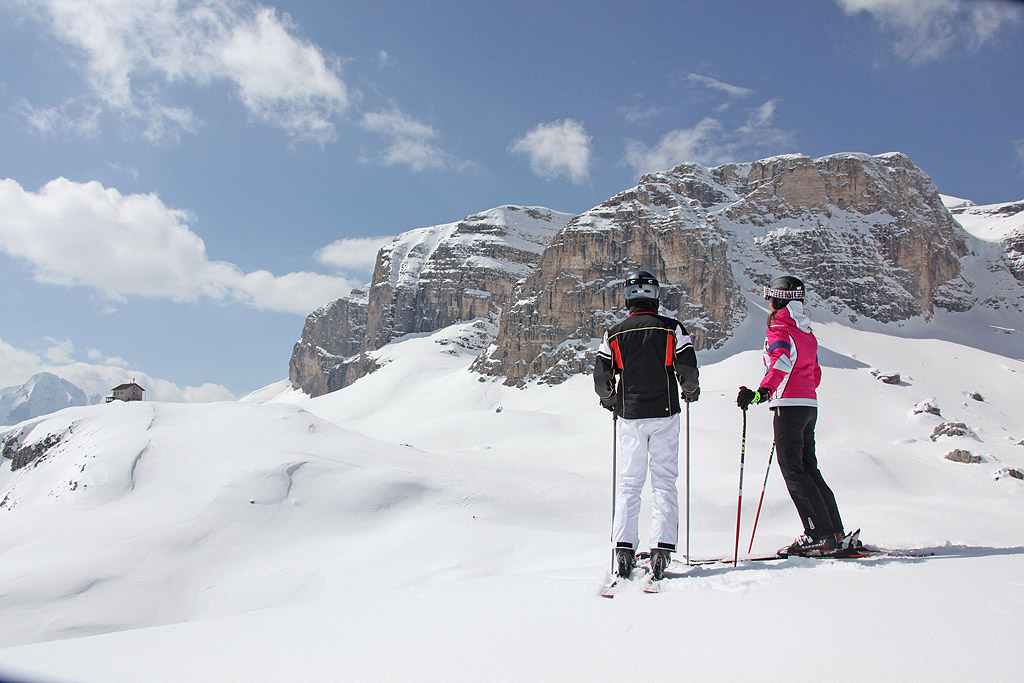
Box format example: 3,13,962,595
1,317,1022,682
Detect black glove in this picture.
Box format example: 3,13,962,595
736,386,770,410
600,394,617,412
682,386,700,403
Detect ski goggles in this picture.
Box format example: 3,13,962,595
763,285,804,301
626,283,659,299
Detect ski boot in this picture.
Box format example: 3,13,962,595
778,533,836,557
613,546,636,578
650,548,671,581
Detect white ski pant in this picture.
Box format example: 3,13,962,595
612,414,680,551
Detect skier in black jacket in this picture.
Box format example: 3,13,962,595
594,270,700,579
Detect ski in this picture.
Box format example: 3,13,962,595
599,577,624,598
600,566,649,598
688,546,933,565
642,577,662,593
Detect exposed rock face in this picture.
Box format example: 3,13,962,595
1005,229,1024,281
289,206,574,396
288,290,369,398
477,152,973,384
725,153,971,322
471,171,742,384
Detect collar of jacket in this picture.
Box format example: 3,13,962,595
773,301,812,332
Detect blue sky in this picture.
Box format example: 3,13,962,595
2,0,1023,398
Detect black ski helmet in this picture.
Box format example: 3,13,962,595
763,275,805,308
624,270,660,307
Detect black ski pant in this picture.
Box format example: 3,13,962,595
773,406,843,539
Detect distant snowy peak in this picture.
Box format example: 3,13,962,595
0,373,92,426
290,205,574,396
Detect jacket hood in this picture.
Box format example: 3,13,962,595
774,300,812,332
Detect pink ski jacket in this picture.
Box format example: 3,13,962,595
760,301,821,408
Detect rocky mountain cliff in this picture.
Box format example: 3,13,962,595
475,152,977,384
292,152,1023,395
290,206,574,396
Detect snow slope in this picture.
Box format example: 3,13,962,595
1,318,1023,682
950,199,1024,243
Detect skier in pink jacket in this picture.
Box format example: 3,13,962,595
737,275,852,556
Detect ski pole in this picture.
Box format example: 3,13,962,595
611,414,618,573
685,401,691,566
747,441,775,554
733,404,748,567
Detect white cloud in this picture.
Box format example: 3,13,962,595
0,339,43,389
836,0,1022,64
315,236,394,275
232,269,359,314
744,99,779,129
43,338,76,365
105,162,140,181
624,100,794,175
1014,138,1024,169
216,7,347,142
624,118,725,173
509,119,592,185
87,348,130,368
620,104,665,125
0,177,354,315
16,98,103,137
18,0,348,143
360,109,453,171
684,73,754,99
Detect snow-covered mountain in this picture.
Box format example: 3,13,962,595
0,372,97,426
291,153,1024,395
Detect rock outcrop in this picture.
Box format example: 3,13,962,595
289,206,574,396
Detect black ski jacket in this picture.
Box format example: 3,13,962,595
594,308,699,419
